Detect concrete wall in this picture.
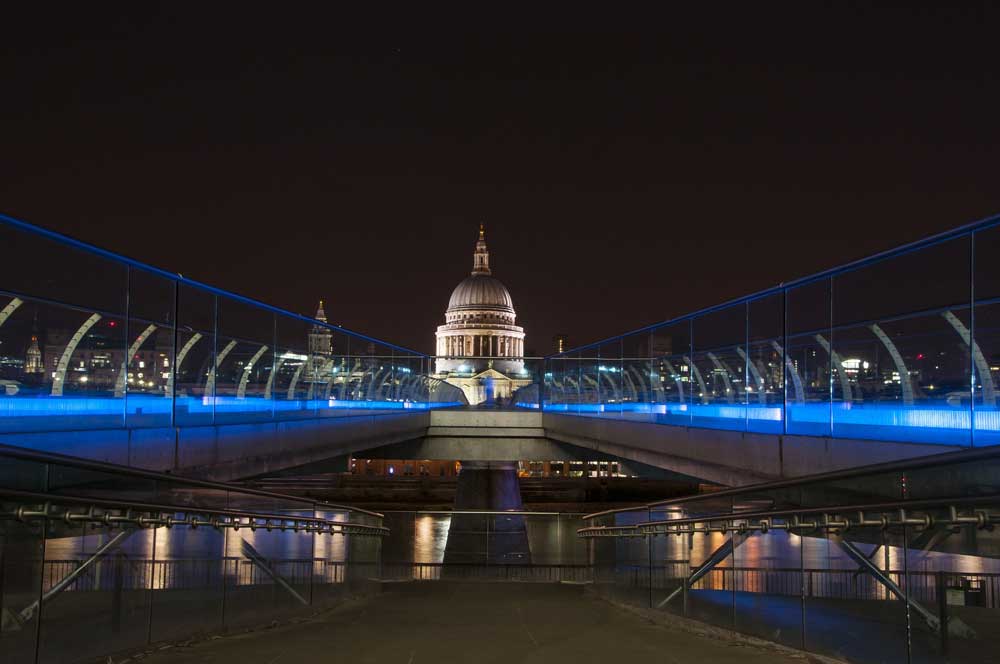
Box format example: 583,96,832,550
0,411,432,482
361,408,560,462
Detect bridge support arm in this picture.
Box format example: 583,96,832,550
838,539,973,637
11,529,134,627
239,538,309,606
656,536,736,608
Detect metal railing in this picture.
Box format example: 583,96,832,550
0,444,386,664
0,442,385,521
539,212,1000,448
0,213,466,444
577,447,1000,663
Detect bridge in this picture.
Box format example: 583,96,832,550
2,212,1000,664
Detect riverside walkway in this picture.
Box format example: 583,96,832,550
134,582,807,664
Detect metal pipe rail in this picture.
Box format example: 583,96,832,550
577,494,1000,539
582,444,1000,522
0,488,389,537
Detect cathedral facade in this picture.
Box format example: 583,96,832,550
434,226,530,404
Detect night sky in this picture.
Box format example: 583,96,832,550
2,4,999,355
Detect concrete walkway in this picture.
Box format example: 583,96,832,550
133,582,813,664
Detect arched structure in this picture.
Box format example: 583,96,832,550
815,334,854,403
236,345,269,399
942,311,995,407
51,314,102,396
114,324,158,397
772,341,805,405
869,323,914,406
735,346,767,404
166,333,203,396
0,297,22,329
705,352,737,404
204,340,237,398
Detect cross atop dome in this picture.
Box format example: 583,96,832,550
473,223,491,275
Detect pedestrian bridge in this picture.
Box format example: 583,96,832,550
4,212,1000,664
532,213,1000,453
4,213,1000,485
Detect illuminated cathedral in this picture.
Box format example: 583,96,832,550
434,226,531,404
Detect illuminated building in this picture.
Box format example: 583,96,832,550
553,334,568,354
434,225,530,404
24,334,43,374
302,299,334,383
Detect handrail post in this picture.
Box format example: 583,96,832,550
937,570,949,656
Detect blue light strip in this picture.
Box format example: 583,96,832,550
0,395,464,421
538,401,1000,444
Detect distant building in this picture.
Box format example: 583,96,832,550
303,300,334,383
553,334,568,354
24,334,43,374
434,225,531,404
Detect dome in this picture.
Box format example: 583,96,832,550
447,274,514,313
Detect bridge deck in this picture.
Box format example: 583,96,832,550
134,582,802,664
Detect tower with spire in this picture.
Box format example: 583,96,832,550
472,223,491,275
309,300,332,357
303,300,333,383
24,312,43,376
24,335,43,375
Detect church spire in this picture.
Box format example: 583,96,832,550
472,223,491,275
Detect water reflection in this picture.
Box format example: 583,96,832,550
40,512,1000,592
413,514,450,563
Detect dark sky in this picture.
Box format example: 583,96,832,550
2,4,999,354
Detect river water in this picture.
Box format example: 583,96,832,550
41,511,999,590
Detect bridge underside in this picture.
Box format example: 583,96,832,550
1,408,964,486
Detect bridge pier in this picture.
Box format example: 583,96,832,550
443,460,530,566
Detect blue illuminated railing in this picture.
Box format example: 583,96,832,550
0,213,466,435
541,212,1000,447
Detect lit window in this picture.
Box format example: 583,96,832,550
139,361,145,368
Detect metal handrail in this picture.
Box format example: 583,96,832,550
0,212,428,357
404,510,571,516
578,493,1000,538
0,443,384,519
0,487,389,536
548,211,1000,357
581,444,1000,521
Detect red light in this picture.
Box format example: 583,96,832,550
108,321,117,327
917,353,924,360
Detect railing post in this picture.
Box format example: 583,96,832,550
936,571,949,656
682,571,688,616
112,551,124,634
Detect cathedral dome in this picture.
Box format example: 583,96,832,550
435,224,527,396
447,274,514,313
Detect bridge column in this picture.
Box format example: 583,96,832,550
444,460,529,567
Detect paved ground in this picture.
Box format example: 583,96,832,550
131,582,813,664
